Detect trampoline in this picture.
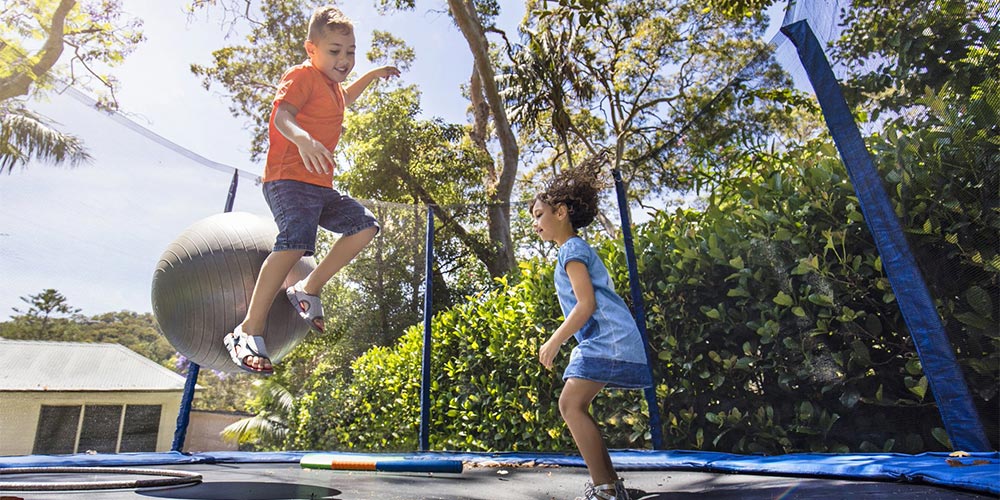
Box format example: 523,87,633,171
2,450,998,499
3,1,997,500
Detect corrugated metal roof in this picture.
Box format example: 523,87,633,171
0,339,187,391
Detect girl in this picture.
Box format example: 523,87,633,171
531,161,653,500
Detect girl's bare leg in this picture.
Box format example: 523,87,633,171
560,377,616,486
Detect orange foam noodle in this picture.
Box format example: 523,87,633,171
325,459,377,471
300,453,464,473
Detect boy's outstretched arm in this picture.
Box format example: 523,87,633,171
274,102,336,174
344,65,400,106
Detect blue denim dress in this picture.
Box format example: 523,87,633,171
555,236,653,389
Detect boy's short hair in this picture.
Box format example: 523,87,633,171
308,6,353,41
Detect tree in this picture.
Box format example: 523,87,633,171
833,0,998,119
503,0,805,204
0,102,91,173
0,0,145,172
9,288,81,337
221,376,295,448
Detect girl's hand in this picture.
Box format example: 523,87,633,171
539,338,561,370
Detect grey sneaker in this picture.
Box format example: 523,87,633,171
575,479,630,500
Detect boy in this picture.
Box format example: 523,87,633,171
224,6,399,374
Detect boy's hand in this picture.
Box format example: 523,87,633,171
297,138,336,174
374,65,401,80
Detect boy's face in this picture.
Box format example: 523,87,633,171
305,26,356,83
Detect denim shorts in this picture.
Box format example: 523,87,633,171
263,179,379,256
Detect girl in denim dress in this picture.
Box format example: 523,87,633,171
532,159,652,500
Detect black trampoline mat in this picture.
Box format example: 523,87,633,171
1,463,994,499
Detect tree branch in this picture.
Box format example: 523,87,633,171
0,0,75,101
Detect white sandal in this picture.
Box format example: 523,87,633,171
286,280,325,332
223,325,273,374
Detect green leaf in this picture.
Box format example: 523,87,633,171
839,389,860,409
965,286,993,319
930,428,951,449
954,312,993,330
807,293,835,307
798,401,814,421
773,291,794,306
908,376,928,400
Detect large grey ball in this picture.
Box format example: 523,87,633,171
151,212,315,372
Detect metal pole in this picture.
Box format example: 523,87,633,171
223,168,239,212
172,168,241,452
612,168,664,449
419,206,435,451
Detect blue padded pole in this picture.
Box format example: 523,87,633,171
173,168,241,452
612,168,664,450
781,20,989,451
419,206,435,451
171,363,199,452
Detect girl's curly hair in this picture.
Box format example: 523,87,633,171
534,152,610,230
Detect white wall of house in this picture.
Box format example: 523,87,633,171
184,410,246,453
0,390,182,456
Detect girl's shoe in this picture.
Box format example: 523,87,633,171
576,479,630,500
286,280,324,332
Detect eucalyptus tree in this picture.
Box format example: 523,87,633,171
502,0,807,203
0,0,144,172
832,0,997,118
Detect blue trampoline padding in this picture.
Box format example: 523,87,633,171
1,450,996,495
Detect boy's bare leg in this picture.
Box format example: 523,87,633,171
238,249,306,371
299,226,378,295
560,378,617,487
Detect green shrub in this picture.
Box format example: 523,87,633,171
280,88,996,455
286,260,653,452
631,83,997,453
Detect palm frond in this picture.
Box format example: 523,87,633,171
221,412,288,444
0,105,91,174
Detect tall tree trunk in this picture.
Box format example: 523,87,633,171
0,0,75,101
447,0,519,277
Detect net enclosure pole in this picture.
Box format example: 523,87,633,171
612,168,664,450
171,168,240,452
171,363,199,452
781,20,989,452
419,205,435,451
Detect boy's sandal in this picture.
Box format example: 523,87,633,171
286,280,325,333
223,326,274,375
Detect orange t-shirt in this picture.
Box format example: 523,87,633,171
263,62,345,187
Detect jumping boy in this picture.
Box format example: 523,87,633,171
224,6,399,374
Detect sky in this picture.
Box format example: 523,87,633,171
0,1,787,319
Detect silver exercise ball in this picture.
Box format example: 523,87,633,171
151,211,315,372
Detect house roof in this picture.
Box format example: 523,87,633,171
0,339,187,391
